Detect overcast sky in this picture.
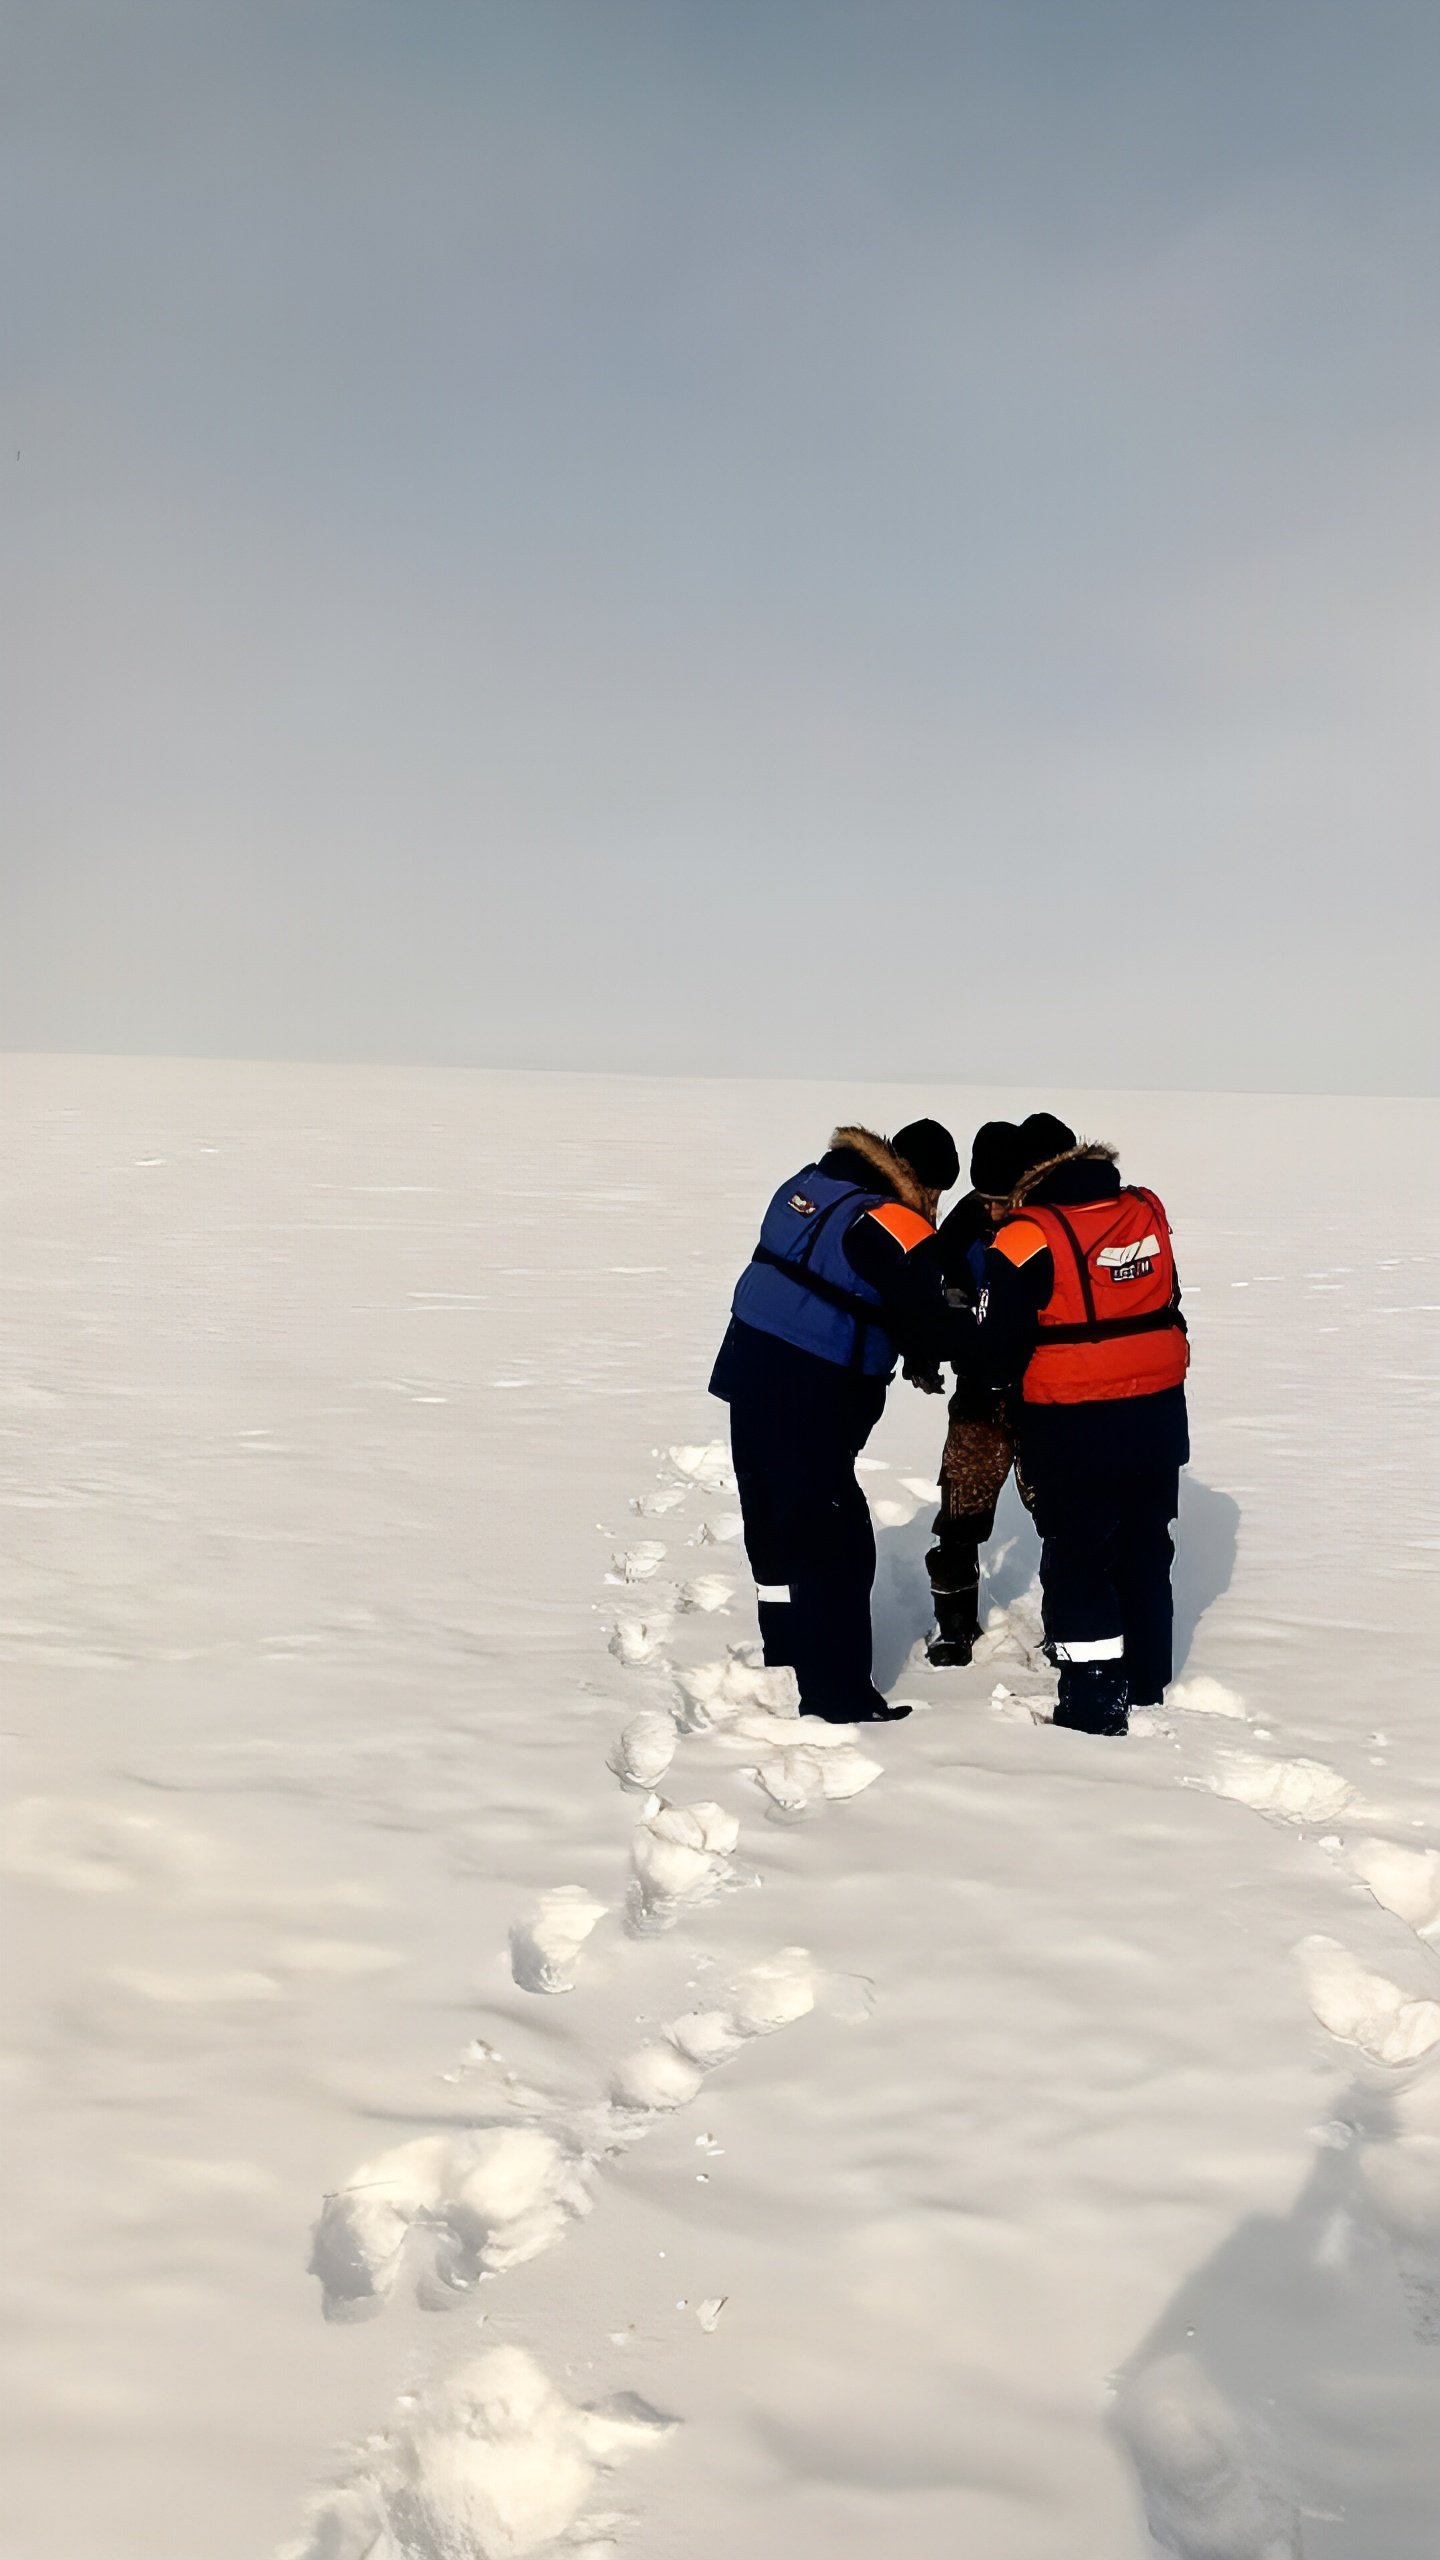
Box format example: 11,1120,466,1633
2,1,1436,1092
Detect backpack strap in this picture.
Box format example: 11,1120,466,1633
1035,1192,1182,1345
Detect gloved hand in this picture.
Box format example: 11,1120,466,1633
903,1359,946,1396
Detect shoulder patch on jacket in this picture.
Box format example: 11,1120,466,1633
864,1202,934,1253
994,1218,1047,1268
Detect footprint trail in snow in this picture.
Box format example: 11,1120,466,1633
297,1430,899,2557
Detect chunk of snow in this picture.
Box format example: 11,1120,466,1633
310,2134,453,2319
1166,1675,1247,1719
629,1799,739,1929
676,1574,735,1614
282,2344,673,2560
607,1712,677,1791
611,2041,706,2111
665,1443,733,1489
609,1542,666,1583
1210,1753,1354,1824
1300,1935,1440,2065
446,2126,588,2271
1345,1839,1440,1937
607,1613,672,1665
509,1887,608,1994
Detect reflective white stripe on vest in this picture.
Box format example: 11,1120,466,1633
755,1583,791,1604
1098,1235,1160,1267
1051,1634,1124,1663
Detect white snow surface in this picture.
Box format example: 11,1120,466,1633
0,1057,1438,2560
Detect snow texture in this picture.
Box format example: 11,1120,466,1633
3,1062,1438,2560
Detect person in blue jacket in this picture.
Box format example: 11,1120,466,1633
709,1118,962,1724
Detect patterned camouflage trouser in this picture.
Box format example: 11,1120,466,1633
927,1384,1032,1638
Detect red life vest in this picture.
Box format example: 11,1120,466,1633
997,1185,1189,1406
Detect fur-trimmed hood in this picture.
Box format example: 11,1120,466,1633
1008,1141,1117,1209
827,1124,929,1213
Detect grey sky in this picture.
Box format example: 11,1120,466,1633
3,1,1436,1092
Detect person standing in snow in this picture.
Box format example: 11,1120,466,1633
710,1119,963,1725
971,1125,1189,1735
923,1117,1040,1665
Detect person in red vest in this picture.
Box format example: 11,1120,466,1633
972,1116,1189,1735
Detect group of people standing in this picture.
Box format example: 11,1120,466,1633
709,1111,1189,1738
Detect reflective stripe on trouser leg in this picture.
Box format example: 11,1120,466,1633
756,1593,796,1670
1050,1634,1125,1664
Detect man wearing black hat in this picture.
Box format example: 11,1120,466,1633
710,1118,963,1724
923,1118,1044,1664
973,1119,1189,1736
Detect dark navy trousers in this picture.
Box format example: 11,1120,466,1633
712,1321,886,1719
1030,1465,1180,1715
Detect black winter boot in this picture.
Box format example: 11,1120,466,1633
925,1570,982,1669
1053,1663,1129,1737
810,1688,913,1725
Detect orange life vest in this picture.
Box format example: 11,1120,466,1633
997,1186,1189,1406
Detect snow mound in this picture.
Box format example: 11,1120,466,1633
610,2041,707,2111
1166,1675,1247,1719
628,1798,740,1931
1346,1839,1440,1937
311,2127,593,2318
664,1442,733,1490
281,2343,674,2560
607,1613,672,1666
675,1574,735,1614
990,1683,1053,1725
696,1511,743,1545
1209,1752,1353,1823
309,2134,452,2317
612,1949,816,2110
509,1887,608,1995
708,1709,883,1811
607,1711,677,1791
445,2127,591,2275
1116,2351,1301,2559
752,1738,883,1813
1299,1935,1440,2065
608,1542,666,1584
973,1589,1047,1667
672,1655,797,1730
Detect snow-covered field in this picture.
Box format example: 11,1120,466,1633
1,1056,1437,2560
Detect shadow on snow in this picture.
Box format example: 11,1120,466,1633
870,1470,1240,1694
1114,2081,1440,2559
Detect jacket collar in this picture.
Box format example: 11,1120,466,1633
1008,1141,1120,1211
824,1124,928,1212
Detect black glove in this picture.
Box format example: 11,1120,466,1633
903,1358,946,1396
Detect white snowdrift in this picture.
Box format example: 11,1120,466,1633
281,2344,674,2560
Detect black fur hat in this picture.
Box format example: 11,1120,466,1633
891,1118,961,1193
969,1119,1029,1196
1017,1111,1078,1165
